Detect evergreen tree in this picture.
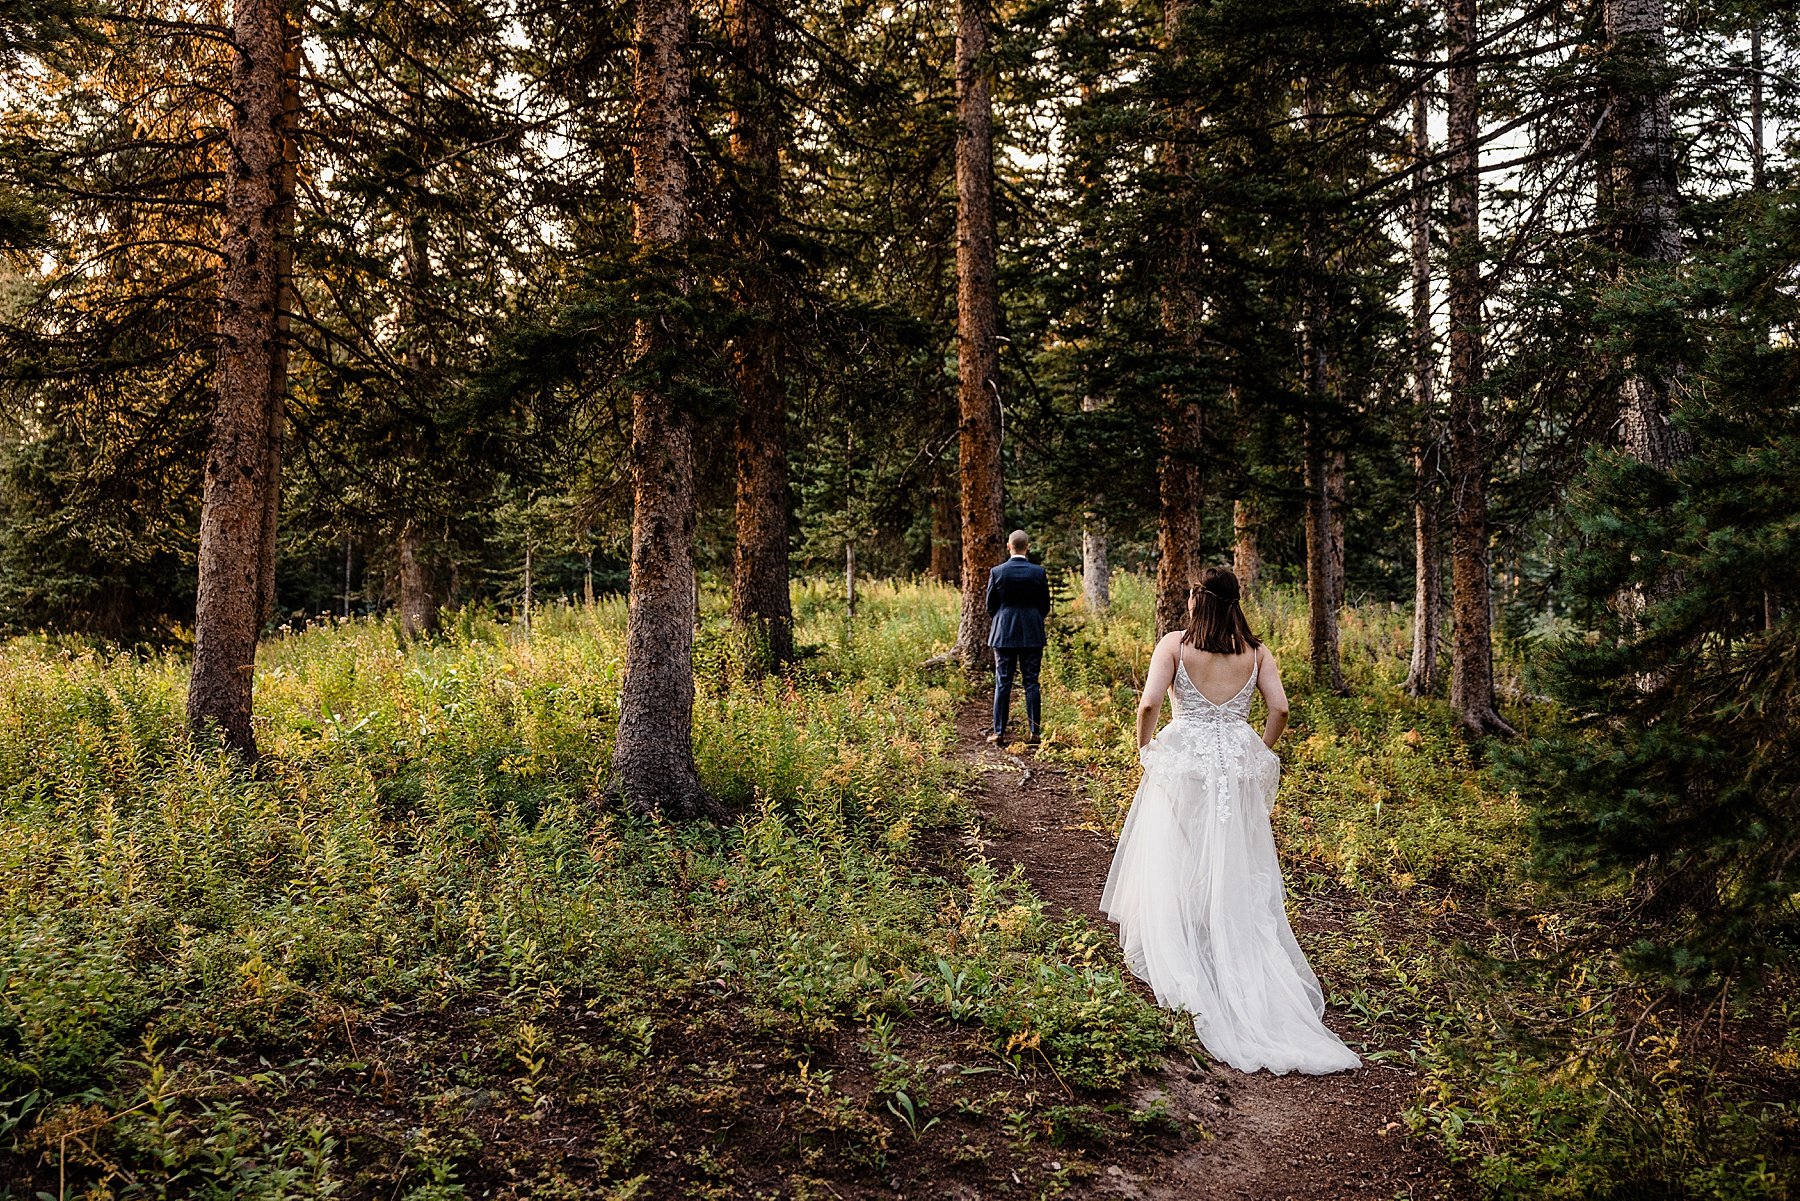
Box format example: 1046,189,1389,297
1520,192,1800,983
950,0,1005,667
609,0,715,819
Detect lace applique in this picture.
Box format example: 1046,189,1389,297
1166,656,1263,825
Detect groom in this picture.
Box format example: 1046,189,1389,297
985,529,1051,745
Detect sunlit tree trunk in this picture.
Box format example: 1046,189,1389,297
188,0,297,757
950,0,1004,667
1405,67,1443,697
727,0,793,670
1446,0,1513,735
610,0,714,817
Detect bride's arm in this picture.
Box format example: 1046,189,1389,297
1135,636,1178,749
1257,645,1290,750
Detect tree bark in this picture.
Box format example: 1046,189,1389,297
1602,0,1687,471
1446,0,1513,735
1326,447,1347,613
341,537,354,618
188,0,296,757
1302,410,1344,693
1298,80,1343,689
1750,25,1764,191
727,0,793,670
951,0,1004,667
1155,401,1204,637
254,16,297,630
398,521,439,638
1405,68,1444,697
521,533,533,635
1082,521,1110,614
396,215,441,640
1079,395,1110,613
1153,0,1204,639
1232,497,1260,594
611,0,714,818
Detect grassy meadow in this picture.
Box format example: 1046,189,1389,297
0,578,1794,1198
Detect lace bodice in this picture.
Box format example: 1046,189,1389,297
1171,654,1259,724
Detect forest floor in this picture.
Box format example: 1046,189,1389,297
2,582,1792,1200
952,700,1464,1201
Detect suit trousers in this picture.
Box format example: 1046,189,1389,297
992,647,1043,737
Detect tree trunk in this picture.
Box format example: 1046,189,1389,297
1233,498,1260,593
1303,414,1344,693
1599,0,1687,472
1082,521,1110,614
1752,25,1769,629
1080,395,1110,613
1155,401,1204,637
398,521,439,638
727,0,792,670
928,463,962,585
1326,447,1347,613
951,0,1004,668
1405,69,1444,697
845,541,857,616
395,216,442,640
1446,0,1513,735
1750,25,1764,191
341,537,354,618
188,0,296,757
1153,0,1204,639
610,0,714,818
254,17,296,630
1602,0,1687,470
522,533,533,635
1298,80,1343,689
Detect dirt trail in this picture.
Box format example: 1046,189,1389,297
954,701,1463,1201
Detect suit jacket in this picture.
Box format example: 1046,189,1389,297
985,556,1051,649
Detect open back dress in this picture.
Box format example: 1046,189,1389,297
1099,650,1360,1075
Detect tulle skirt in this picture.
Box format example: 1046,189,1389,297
1100,717,1360,1075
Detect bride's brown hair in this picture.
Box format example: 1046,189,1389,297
1181,567,1261,654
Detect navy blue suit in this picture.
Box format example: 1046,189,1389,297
985,555,1051,736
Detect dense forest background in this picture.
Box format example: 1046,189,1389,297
5,0,1791,643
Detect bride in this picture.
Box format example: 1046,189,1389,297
1101,567,1360,1075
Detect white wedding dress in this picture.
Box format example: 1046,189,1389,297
1100,653,1360,1075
